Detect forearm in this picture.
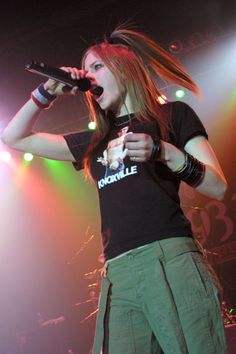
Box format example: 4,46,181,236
1,80,60,148
160,140,227,200
194,164,227,200
1,98,43,147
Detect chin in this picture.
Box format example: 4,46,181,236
100,103,115,112
98,100,109,111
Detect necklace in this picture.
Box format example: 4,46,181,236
114,113,135,127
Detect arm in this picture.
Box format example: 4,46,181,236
160,136,227,200
124,134,227,201
1,68,90,161
1,97,74,161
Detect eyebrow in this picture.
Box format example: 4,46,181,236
87,60,99,69
86,59,104,70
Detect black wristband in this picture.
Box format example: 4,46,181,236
174,151,206,187
38,83,57,101
150,137,161,161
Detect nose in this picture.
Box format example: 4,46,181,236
85,72,98,87
85,71,94,79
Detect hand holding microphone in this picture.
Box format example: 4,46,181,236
26,61,103,109
25,60,91,96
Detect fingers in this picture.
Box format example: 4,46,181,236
44,67,90,96
44,66,98,96
124,133,148,142
60,67,98,93
128,152,149,163
60,67,84,94
129,151,144,163
124,133,152,150
61,67,97,84
125,141,147,149
130,156,142,162
124,133,153,162
43,79,65,95
60,66,86,81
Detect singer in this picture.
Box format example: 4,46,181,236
1,24,228,354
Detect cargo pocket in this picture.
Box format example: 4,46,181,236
164,251,217,310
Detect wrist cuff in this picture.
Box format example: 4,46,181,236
150,137,161,161
31,83,57,109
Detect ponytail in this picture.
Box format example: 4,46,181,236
107,26,200,95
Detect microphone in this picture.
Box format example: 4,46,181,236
25,60,91,92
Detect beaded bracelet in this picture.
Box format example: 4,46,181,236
31,83,57,109
150,137,162,161
174,151,206,187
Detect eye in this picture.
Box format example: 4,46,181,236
94,63,103,71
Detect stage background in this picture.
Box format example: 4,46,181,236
0,1,235,353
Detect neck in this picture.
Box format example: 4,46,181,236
113,92,134,117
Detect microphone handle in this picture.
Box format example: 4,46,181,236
25,61,91,92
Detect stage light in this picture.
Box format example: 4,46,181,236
168,40,183,54
24,153,34,162
88,121,96,131
175,89,185,99
0,151,11,162
158,94,168,104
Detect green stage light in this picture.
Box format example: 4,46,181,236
175,89,185,99
88,121,96,130
24,153,34,162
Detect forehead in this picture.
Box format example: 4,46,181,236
84,51,101,70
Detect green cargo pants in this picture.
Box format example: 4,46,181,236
93,237,227,354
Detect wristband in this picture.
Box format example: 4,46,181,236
31,83,57,109
173,151,206,187
150,137,162,161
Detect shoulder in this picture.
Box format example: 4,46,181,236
161,100,196,118
161,101,208,148
63,130,93,147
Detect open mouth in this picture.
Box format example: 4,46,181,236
91,86,104,99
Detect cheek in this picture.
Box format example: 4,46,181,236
105,71,119,90
110,78,123,97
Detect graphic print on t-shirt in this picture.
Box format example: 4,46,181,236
96,127,138,189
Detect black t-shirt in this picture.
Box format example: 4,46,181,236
64,101,208,260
